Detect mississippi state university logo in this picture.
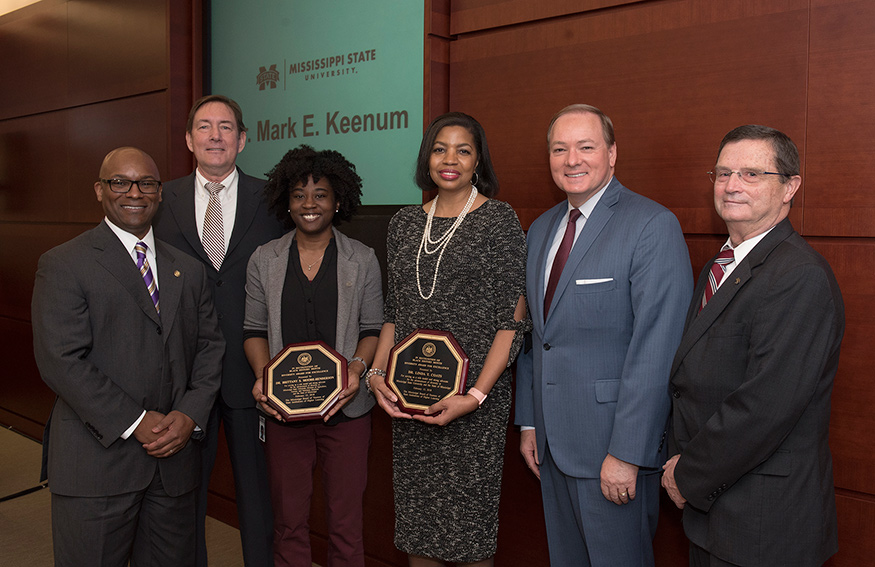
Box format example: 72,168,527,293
422,342,437,358
297,352,312,366
257,64,279,90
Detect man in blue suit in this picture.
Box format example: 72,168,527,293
516,104,692,566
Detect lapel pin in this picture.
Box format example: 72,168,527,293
735,277,740,284
174,270,181,277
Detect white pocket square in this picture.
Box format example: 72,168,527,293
576,278,613,285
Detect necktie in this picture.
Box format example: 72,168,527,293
202,181,226,270
544,208,582,320
135,241,160,313
700,247,735,311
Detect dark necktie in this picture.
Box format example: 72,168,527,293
544,209,582,320
700,247,734,312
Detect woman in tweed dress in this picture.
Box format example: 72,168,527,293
368,112,529,566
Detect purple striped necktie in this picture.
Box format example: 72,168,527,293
135,241,159,313
700,247,734,312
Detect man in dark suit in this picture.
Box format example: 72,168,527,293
515,104,692,566
32,147,224,566
153,95,284,567
661,125,844,566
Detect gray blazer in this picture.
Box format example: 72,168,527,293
243,227,383,417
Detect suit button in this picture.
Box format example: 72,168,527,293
672,389,680,398
216,279,223,287
543,343,551,351
156,327,162,335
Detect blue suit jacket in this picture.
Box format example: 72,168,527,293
515,177,692,478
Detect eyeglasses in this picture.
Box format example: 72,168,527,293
100,178,162,194
707,169,786,185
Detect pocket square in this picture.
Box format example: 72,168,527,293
576,278,613,285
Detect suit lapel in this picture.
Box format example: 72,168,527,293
168,172,212,267
93,223,161,327
155,241,182,342
226,169,260,264
544,180,619,326
334,229,357,352
531,204,565,334
670,219,796,375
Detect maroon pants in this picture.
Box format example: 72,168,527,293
264,413,371,567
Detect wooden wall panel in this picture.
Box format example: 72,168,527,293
447,0,809,231
451,0,645,34
804,0,875,237
809,239,875,494
66,0,166,107
0,0,67,120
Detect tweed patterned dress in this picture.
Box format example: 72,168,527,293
384,199,528,562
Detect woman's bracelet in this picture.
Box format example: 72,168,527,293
349,356,367,378
364,368,386,392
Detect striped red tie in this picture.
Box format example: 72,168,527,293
700,247,734,311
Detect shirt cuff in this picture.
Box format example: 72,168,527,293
121,410,147,439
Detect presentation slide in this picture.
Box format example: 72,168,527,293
211,0,424,205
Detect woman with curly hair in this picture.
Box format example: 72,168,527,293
242,145,383,567
367,113,529,566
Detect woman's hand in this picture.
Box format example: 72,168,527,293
252,377,283,421
325,361,364,420
369,373,412,419
413,393,479,426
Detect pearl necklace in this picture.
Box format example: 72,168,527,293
416,185,478,300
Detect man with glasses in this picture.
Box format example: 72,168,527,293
32,147,224,566
662,125,845,566
154,95,283,567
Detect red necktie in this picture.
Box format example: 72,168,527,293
544,209,582,320
700,247,734,311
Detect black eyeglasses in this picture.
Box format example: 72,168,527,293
100,178,162,194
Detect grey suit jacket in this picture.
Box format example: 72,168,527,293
516,177,692,477
154,169,285,408
243,227,383,418
669,218,844,566
32,221,224,497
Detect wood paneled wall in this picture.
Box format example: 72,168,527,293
442,0,875,565
3,1,873,566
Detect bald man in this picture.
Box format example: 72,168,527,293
32,147,224,566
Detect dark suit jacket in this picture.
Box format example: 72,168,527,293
516,177,692,477
669,218,844,566
32,221,224,497
153,169,285,408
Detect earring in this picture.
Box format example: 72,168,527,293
471,171,480,187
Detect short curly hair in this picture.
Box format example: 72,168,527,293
264,145,363,230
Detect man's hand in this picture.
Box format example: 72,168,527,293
600,453,638,505
661,454,686,509
142,410,196,458
519,429,541,480
132,410,166,445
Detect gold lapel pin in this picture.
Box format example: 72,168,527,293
735,277,740,284
174,270,181,277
